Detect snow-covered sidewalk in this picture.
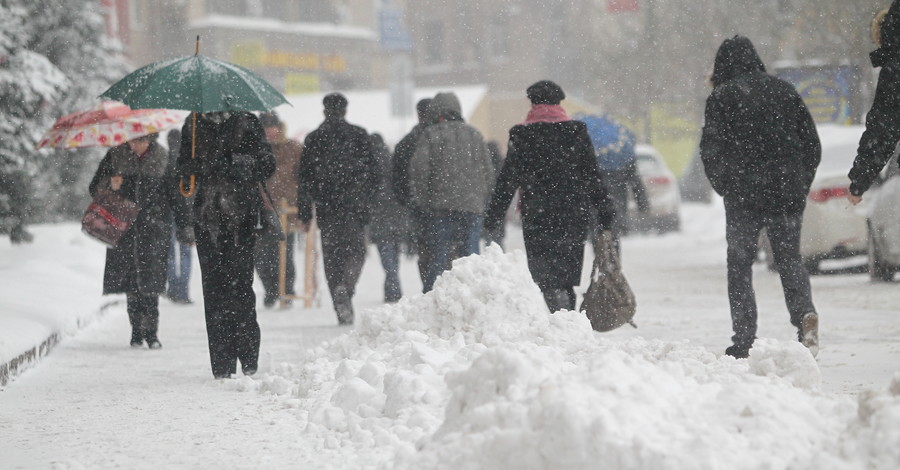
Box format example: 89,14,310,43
1,202,898,469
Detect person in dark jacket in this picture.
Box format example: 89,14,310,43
700,36,821,359
485,80,615,313
392,98,432,285
255,112,303,307
369,133,408,302
297,93,379,324
164,129,194,304
410,92,494,293
178,111,275,378
90,133,194,349
848,4,900,206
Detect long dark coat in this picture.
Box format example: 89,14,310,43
368,136,409,244
90,141,193,295
849,0,900,196
485,120,614,290
700,36,821,215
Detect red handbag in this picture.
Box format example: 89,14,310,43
81,190,138,247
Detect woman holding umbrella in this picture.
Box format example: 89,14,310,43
89,133,195,349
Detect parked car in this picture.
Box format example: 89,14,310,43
864,149,900,281
760,124,869,273
627,144,681,233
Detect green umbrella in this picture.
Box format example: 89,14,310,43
99,55,288,113
99,38,290,196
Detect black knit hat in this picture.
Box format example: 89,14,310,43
259,112,281,128
323,93,348,114
526,80,566,105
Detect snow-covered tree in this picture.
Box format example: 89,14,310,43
0,0,126,241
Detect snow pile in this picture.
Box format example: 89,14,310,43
242,245,899,469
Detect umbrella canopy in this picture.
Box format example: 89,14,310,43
37,101,185,149
99,55,289,113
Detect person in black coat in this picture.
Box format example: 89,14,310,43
178,111,275,378
297,93,379,324
89,133,194,349
700,35,821,359
368,133,408,302
392,98,432,285
849,3,900,205
485,80,615,313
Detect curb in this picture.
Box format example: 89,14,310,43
0,299,122,387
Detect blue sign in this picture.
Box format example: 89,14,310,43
379,9,413,51
775,65,858,124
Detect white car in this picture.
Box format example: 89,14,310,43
627,144,681,233
864,149,900,281
761,124,869,272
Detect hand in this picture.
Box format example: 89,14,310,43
110,175,123,191
848,194,863,206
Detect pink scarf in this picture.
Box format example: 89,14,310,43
521,104,570,125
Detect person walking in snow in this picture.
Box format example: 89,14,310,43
164,129,194,305
485,80,615,313
392,98,433,286
699,35,821,359
254,112,303,308
409,92,494,293
178,111,275,378
297,93,378,324
368,133,408,303
90,133,194,349
848,4,900,207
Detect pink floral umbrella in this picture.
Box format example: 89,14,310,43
36,101,186,149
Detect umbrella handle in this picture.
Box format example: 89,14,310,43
179,175,196,197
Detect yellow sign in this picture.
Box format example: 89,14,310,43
284,73,321,95
231,42,347,72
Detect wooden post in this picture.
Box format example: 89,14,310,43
277,199,318,309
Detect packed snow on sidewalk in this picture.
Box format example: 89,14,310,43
232,245,900,470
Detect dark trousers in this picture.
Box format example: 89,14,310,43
725,205,816,347
318,214,367,306
254,229,296,300
126,294,159,340
166,227,192,301
375,240,402,302
421,210,482,293
195,225,260,378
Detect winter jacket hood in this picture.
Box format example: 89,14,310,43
871,0,900,68
710,35,766,88
428,92,463,123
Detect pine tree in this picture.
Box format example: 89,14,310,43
0,0,126,241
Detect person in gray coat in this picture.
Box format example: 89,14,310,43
409,92,493,292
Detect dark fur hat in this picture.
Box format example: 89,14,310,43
323,93,348,115
259,112,281,128
526,80,566,105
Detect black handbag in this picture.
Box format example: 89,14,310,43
579,231,637,332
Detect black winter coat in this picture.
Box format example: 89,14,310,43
486,120,614,289
297,117,378,222
700,36,820,215
178,112,276,244
849,0,900,196
90,141,193,295
391,122,429,204
369,139,409,243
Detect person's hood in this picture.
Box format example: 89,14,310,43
428,92,463,123
871,0,900,67
710,35,766,88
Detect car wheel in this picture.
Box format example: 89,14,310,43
657,214,680,234
803,257,820,275
867,223,894,282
